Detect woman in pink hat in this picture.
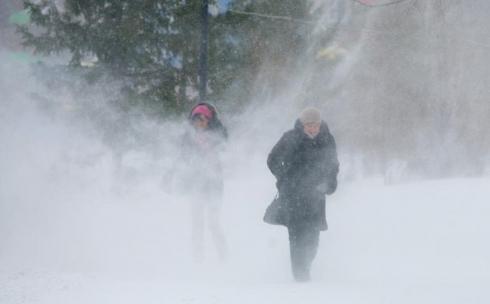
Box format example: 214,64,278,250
179,102,228,262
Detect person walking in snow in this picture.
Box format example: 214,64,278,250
179,102,228,262
266,107,339,282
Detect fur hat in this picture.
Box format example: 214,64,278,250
299,107,321,124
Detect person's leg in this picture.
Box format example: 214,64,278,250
288,224,320,282
288,225,308,281
206,194,227,261
191,200,205,262
303,227,320,277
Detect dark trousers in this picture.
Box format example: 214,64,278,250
287,224,320,282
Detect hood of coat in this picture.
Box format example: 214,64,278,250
188,102,228,139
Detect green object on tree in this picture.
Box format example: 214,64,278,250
9,51,38,63
8,10,30,25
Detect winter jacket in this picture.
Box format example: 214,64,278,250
178,104,228,196
267,120,339,230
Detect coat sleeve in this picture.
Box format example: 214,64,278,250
325,134,339,195
213,119,228,141
267,132,297,181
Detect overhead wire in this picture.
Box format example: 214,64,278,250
351,0,412,8
226,3,490,51
227,9,314,24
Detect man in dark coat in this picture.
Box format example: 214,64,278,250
267,107,339,282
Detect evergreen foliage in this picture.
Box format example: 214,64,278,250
18,0,318,115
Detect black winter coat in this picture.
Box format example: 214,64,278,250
267,120,339,230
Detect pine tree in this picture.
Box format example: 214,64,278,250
18,0,330,115
20,0,221,114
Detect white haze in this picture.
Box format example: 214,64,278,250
1,1,490,303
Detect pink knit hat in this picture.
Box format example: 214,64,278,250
191,105,213,120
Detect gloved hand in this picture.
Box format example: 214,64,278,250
315,179,337,195
315,183,328,194
326,179,337,195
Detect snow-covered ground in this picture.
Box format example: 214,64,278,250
1,46,489,304
1,172,489,304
